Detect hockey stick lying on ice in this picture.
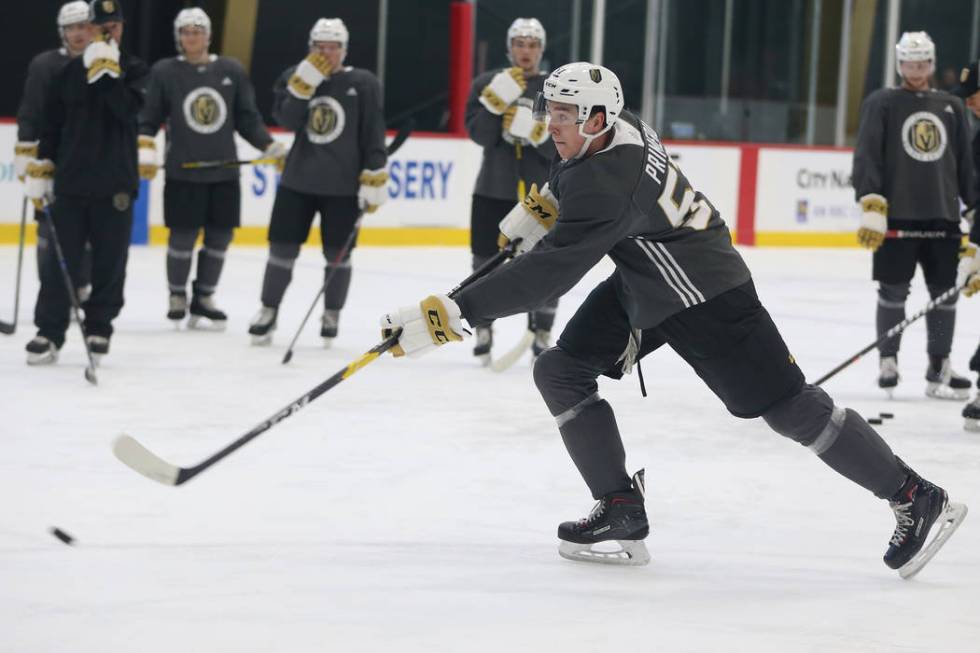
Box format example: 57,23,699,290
0,197,28,335
281,120,415,364
113,239,521,486
813,282,965,386
181,157,280,170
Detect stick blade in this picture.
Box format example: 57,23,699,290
490,331,535,373
112,434,182,486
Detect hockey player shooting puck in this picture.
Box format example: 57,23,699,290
879,412,894,419
49,527,75,546
867,418,883,425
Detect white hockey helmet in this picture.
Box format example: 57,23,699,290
309,18,348,48
534,62,624,159
174,8,211,53
507,17,546,51
896,31,935,75
57,1,91,44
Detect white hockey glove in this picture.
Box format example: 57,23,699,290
24,159,55,210
497,183,559,254
137,136,158,181
957,243,980,297
479,67,526,115
358,168,389,213
263,141,288,173
83,36,121,84
287,53,332,100
504,102,549,146
380,294,466,358
857,193,887,251
14,141,38,182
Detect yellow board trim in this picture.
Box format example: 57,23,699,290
149,225,471,247
754,231,861,248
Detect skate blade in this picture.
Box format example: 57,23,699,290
26,350,59,366
925,383,970,401
322,337,334,349
188,316,227,332
899,502,968,580
250,333,273,346
475,353,491,368
964,418,980,433
558,539,651,566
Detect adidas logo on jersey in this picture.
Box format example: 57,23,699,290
346,87,358,96
222,77,233,86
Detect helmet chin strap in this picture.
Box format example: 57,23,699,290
571,121,614,160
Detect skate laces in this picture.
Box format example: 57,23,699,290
578,499,607,526
889,499,915,546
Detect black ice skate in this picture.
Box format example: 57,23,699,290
188,295,227,331
558,469,650,566
884,461,967,579
85,335,109,364
167,293,187,326
878,356,899,397
963,396,980,432
248,306,277,346
26,335,59,365
321,309,339,348
473,326,492,367
925,357,970,400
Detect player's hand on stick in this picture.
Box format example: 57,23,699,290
479,67,526,115
287,53,332,99
137,136,158,180
358,168,389,213
380,294,466,358
857,193,887,250
264,141,288,173
497,183,558,254
24,159,54,210
83,35,121,84
14,141,38,182
957,243,980,297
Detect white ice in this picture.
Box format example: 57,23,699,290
1,243,979,653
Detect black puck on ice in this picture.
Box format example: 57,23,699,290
49,527,75,545
867,418,883,425
879,412,894,419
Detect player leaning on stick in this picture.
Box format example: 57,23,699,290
15,1,94,306
379,63,967,574
248,18,387,347
464,17,558,366
23,0,150,364
138,8,286,330
853,31,975,399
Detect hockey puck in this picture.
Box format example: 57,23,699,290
49,527,75,546
867,418,883,425
879,412,894,419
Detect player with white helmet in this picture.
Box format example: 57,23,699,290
464,17,558,368
138,7,284,331
378,61,966,576
248,17,387,347
853,31,975,399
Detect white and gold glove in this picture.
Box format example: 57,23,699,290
857,193,887,251
358,168,389,213
83,36,121,84
497,182,559,254
957,243,980,297
479,67,526,115
264,141,288,173
14,141,38,182
25,159,55,210
287,53,332,100
137,135,158,180
380,294,466,358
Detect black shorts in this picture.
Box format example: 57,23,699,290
268,185,360,249
872,220,960,286
163,179,240,230
557,275,805,419
470,194,515,257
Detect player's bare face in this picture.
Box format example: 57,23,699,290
510,37,542,74
179,26,209,61
63,22,92,56
311,41,345,70
966,92,980,118
545,100,606,159
899,60,931,91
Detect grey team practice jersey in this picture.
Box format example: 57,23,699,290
273,65,386,197
17,48,73,141
465,69,557,201
139,55,273,183
852,87,974,221
455,111,752,330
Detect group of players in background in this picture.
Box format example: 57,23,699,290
11,2,980,571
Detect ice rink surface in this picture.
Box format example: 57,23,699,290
1,243,979,652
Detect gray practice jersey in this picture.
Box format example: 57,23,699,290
139,55,273,183
17,48,72,141
465,69,557,201
853,87,974,221
273,65,386,196
455,111,751,329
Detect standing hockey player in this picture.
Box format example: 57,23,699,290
248,18,387,347
465,17,558,366
23,0,150,364
853,31,975,399
15,1,93,303
139,7,286,330
379,63,967,575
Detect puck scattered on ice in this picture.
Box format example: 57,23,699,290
49,527,75,545
867,418,883,425
879,412,894,419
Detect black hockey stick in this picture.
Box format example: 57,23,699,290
813,283,965,386
886,229,962,239
113,239,520,486
280,120,415,364
40,203,98,385
181,157,280,170
0,197,28,334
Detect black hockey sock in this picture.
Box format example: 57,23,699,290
876,283,909,357
925,283,957,359
167,228,198,295
193,227,233,297
260,241,300,308
528,297,558,332
323,247,352,311
558,396,632,499
79,241,92,288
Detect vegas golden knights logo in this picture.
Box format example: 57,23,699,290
901,111,947,162
306,96,346,144
102,1,115,13
310,104,337,136
589,68,602,83
911,119,939,154
182,87,227,135
191,94,220,127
